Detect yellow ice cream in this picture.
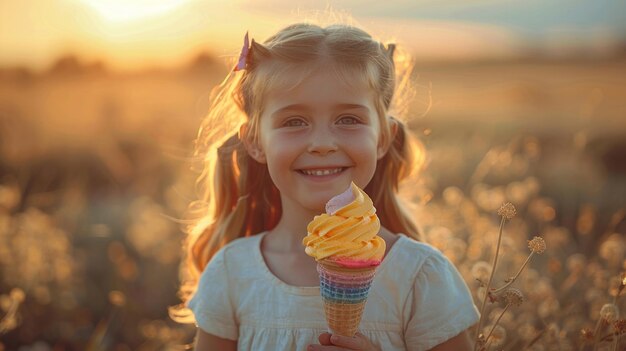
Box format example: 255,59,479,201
303,182,385,267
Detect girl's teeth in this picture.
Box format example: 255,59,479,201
302,168,342,176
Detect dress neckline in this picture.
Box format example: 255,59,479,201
254,231,410,296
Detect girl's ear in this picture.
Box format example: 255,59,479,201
377,117,399,160
240,123,266,163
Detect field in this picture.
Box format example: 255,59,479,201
0,55,625,350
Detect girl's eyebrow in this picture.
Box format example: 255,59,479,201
271,103,370,117
335,103,370,112
271,103,311,116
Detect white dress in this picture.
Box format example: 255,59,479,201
188,232,479,351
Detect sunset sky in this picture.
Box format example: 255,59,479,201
1,0,625,72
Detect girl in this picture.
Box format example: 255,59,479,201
173,22,480,351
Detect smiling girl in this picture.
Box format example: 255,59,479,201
173,22,479,351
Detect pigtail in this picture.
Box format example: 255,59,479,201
366,117,424,241
188,130,281,277
173,127,281,322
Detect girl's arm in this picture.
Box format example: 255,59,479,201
195,329,237,351
428,329,472,351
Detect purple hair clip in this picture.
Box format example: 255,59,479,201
234,31,250,72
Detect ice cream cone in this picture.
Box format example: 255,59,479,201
317,259,377,337
303,182,384,337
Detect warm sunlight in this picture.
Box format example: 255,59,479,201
1,1,625,350
79,0,191,23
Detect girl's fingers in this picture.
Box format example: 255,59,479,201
329,333,364,349
310,332,373,350
318,332,333,345
308,346,349,351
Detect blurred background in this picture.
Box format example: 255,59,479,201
1,0,625,350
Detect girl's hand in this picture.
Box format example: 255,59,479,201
308,332,379,351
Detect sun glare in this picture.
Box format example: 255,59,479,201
79,0,191,23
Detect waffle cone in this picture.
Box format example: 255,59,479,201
317,260,377,337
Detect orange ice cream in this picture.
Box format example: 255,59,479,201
303,182,385,268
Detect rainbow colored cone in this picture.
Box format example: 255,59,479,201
317,260,377,337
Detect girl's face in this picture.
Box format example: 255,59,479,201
251,67,387,214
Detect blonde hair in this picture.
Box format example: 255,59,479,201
171,22,426,322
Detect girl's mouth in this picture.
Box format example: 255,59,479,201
298,168,345,176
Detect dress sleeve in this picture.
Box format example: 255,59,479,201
187,248,238,340
403,250,479,351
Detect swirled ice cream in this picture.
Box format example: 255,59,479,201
302,182,385,267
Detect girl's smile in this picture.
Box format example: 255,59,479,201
296,166,350,182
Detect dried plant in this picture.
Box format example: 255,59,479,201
0,288,25,335
473,203,547,351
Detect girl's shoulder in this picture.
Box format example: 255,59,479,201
211,232,266,266
223,232,265,250
387,233,445,263
383,233,456,281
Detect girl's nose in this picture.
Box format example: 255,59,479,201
307,127,338,156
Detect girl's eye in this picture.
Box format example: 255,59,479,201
283,118,306,127
338,116,360,125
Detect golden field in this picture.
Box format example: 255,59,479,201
0,54,625,350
